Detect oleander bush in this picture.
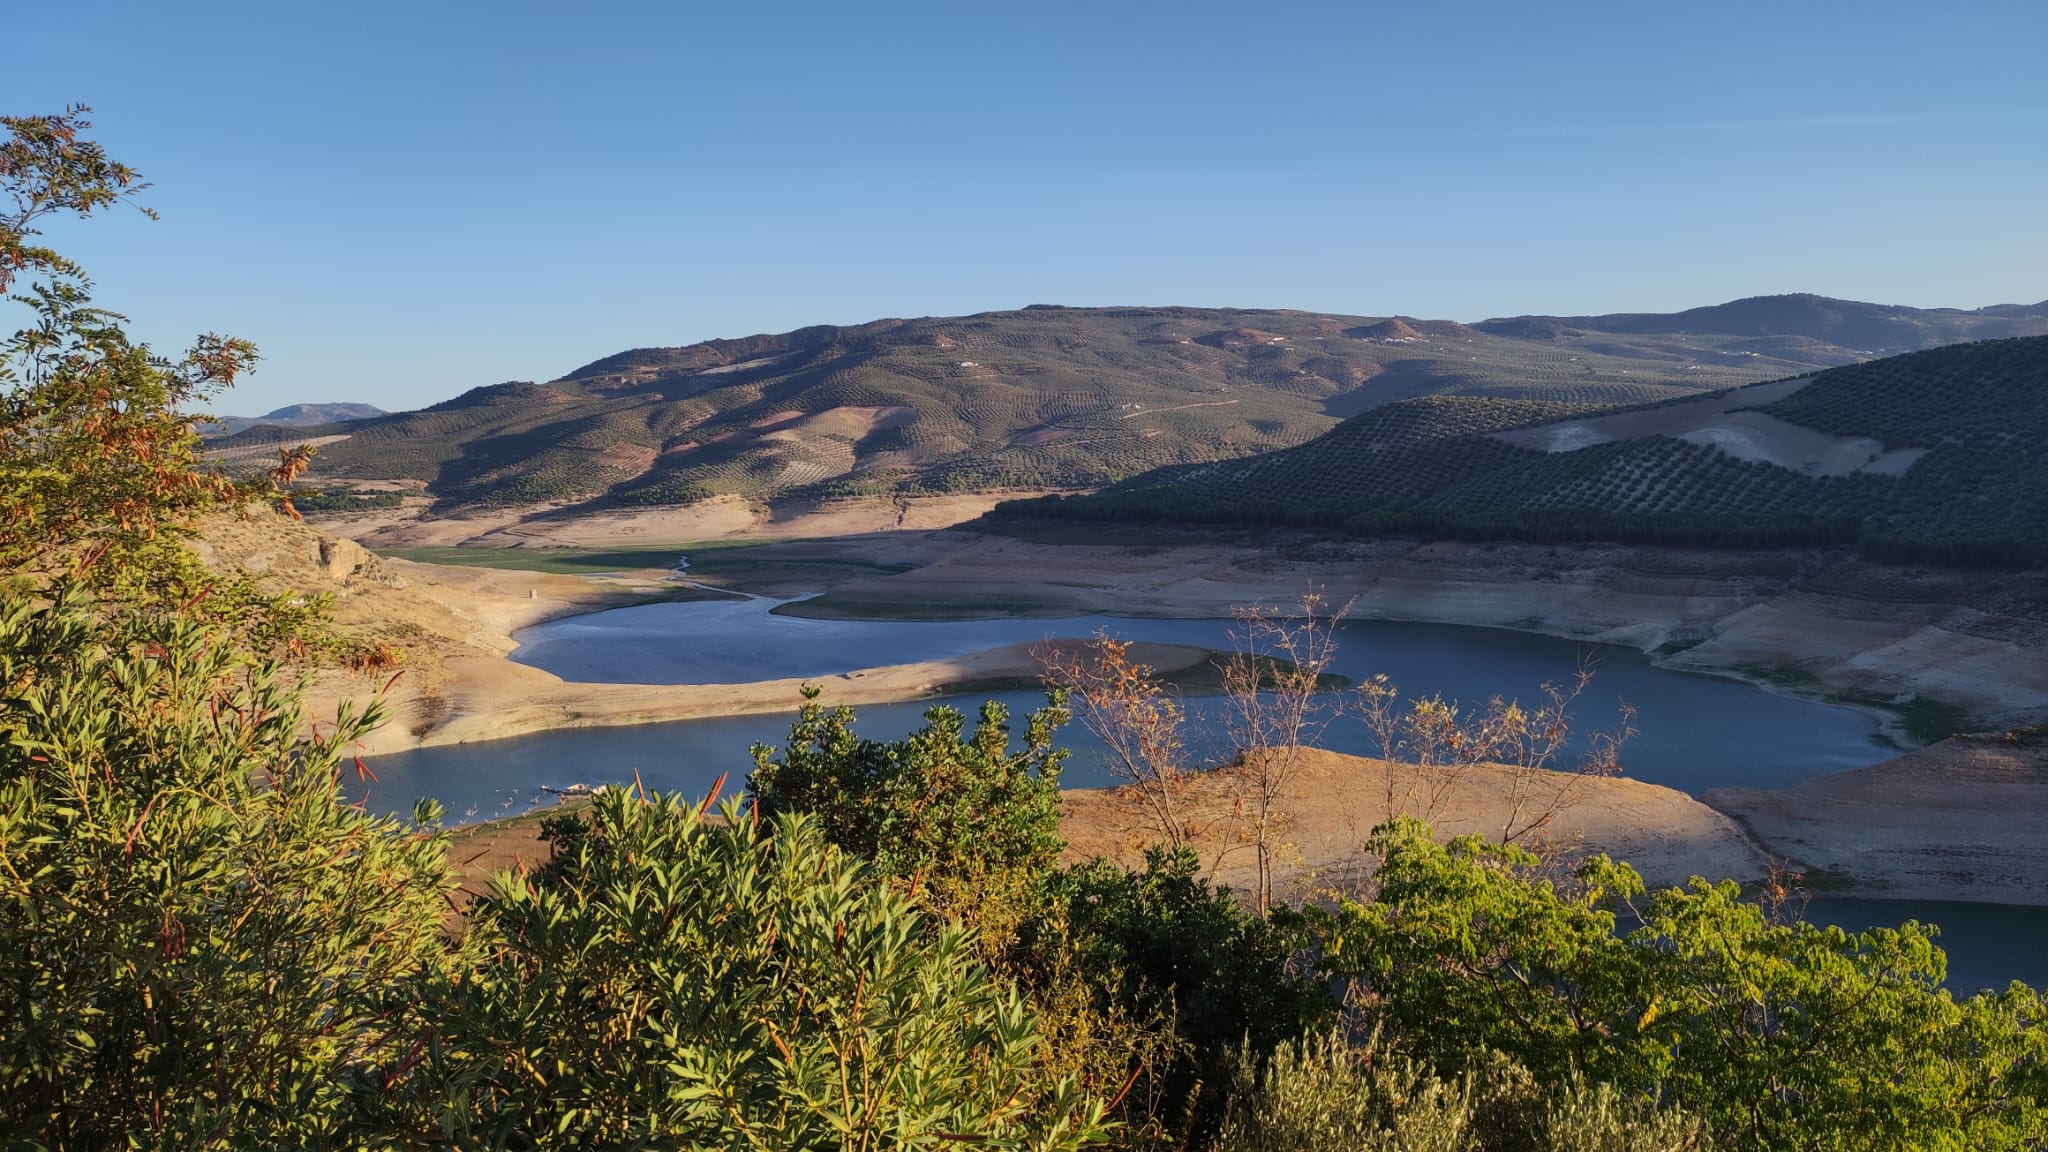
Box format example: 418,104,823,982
0,594,453,1148
360,789,1109,1150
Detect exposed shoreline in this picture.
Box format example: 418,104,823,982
236,506,2048,907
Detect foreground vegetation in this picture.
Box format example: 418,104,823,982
6,111,2047,1149
9,598,2048,1148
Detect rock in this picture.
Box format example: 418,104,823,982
317,534,371,581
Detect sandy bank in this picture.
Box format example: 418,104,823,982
208,513,1205,757
384,638,1213,755
1061,748,1766,901
1706,730,2048,907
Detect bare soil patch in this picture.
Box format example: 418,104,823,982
1063,748,1765,900
1706,730,2048,905
1491,376,1925,476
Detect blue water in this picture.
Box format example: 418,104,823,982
347,596,2047,991
1804,898,2048,995
361,596,1886,819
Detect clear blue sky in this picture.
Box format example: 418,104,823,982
14,1,2047,414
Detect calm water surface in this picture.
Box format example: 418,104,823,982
1804,898,2048,994
369,594,1892,815
351,596,2045,989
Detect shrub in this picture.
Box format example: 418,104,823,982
749,696,1070,940
1316,818,2048,1152
1214,1031,1708,1152
367,787,1108,1150
0,595,453,1148
1046,849,1330,1141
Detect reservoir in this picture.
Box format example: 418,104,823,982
355,595,2046,990
367,595,1891,818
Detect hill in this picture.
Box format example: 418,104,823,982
1477,293,2048,359
200,402,386,438
995,336,2048,568
207,296,2038,511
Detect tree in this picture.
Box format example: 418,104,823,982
1220,593,1348,913
1316,818,2048,1152
2,109,248,599
1355,663,1634,850
1038,634,1208,857
367,788,1109,1150
0,107,324,654
748,695,1070,941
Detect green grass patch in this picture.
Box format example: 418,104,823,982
374,538,784,575
684,552,917,577
1826,691,1973,746
376,545,687,574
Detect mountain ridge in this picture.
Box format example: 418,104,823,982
201,402,386,439
211,293,2042,512
1477,292,2048,352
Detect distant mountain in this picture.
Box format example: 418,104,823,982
1476,293,2048,357
205,294,2042,511
997,336,2048,568
201,402,386,438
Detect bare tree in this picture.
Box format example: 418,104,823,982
1485,666,1637,847
1353,660,1637,849
1221,592,1350,913
1038,633,1207,855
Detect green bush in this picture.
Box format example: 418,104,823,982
1045,849,1330,1141
749,696,1071,939
366,787,1108,1150
0,595,453,1148
1317,818,2048,1152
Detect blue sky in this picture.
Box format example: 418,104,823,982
13,1,2047,414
